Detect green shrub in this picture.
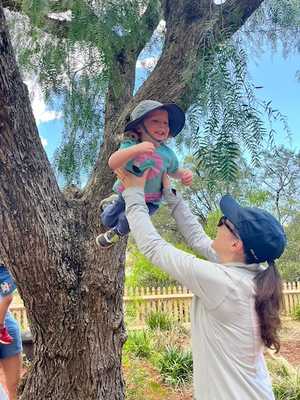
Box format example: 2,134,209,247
157,346,193,386
292,304,300,321
126,246,177,288
267,358,300,399
146,311,173,331
124,330,153,359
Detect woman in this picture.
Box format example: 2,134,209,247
117,169,286,400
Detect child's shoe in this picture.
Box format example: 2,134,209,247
96,229,120,248
99,194,119,212
0,327,13,345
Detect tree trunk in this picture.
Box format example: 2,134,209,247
0,1,266,398
1,7,127,399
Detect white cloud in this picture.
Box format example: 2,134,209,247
136,57,158,70
156,20,166,34
47,10,72,21
24,78,63,125
41,137,48,147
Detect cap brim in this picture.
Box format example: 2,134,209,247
220,195,242,227
125,103,185,137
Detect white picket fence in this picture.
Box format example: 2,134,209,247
10,282,300,331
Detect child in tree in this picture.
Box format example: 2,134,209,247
0,264,16,345
96,100,193,248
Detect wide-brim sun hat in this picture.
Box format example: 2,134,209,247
124,100,185,137
220,195,287,263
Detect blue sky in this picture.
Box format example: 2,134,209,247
247,50,299,150
35,42,300,164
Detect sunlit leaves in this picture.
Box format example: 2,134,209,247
188,42,288,187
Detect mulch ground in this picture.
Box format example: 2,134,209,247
279,340,300,367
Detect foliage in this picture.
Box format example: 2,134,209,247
188,41,289,187
7,0,160,185
255,148,300,223
267,358,300,400
123,353,186,400
177,154,270,223
204,209,222,240
292,304,300,321
146,311,173,331
241,0,300,58
7,0,300,187
126,244,178,288
278,212,300,282
124,330,153,359
157,346,193,386
151,205,183,244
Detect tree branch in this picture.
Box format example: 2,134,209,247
133,0,265,108
84,0,266,205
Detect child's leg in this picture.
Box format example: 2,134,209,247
100,195,125,229
147,203,159,216
114,212,130,236
0,295,13,328
114,202,159,236
0,265,16,328
96,195,127,248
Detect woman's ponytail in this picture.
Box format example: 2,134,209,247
254,261,283,353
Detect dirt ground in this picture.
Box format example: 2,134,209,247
0,319,299,399
277,318,300,367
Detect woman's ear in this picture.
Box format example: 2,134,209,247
233,239,244,255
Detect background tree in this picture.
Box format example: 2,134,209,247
176,154,270,222
1,0,300,399
256,147,300,223
277,212,300,282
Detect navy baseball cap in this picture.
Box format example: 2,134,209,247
220,195,287,263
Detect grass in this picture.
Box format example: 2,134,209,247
124,330,153,359
146,311,174,331
157,346,193,387
123,354,182,400
292,304,300,321
267,357,300,400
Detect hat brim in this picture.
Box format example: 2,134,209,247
220,195,242,227
125,103,185,137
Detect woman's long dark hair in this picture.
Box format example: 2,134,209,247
250,258,283,353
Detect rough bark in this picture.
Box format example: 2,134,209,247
0,1,265,399
1,6,126,399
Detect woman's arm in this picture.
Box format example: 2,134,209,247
123,187,230,309
163,188,218,262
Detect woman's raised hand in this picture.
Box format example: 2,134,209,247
115,168,150,189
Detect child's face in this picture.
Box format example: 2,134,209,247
140,109,170,143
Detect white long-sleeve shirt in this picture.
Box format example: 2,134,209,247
124,187,275,400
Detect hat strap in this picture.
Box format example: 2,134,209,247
249,248,259,262
141,122,164,145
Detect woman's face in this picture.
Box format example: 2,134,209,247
212,218,244,263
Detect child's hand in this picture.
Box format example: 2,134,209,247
180,169,193,186
134,141,155,155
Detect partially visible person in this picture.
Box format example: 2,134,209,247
0,312,22,400
117,168,286,400
0,265,17,345
96,100,193,248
